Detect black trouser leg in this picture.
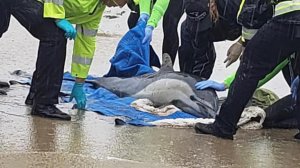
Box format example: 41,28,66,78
162,0,184,64
263,95,298,128
179,23,216,79
29,71,37,93
127,11,139,29
178,0,216,79
296,77,300,131
0,0,11,38
214,15,300,136
11,0,67,105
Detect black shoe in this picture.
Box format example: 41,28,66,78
0,89,7,95
194,122,233,140
31,104,71,121
295,133,300,140
25,92,35,106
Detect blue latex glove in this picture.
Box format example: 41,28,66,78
70,83,86,109
142,25,154,44
291,75,299,102
55,19,76,40
138,13,150,23
195,80,226,91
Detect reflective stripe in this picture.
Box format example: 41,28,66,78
43,0,63,6
237,0,246,20
76,25,98,37
72,55,93,65
242,27,258,40
274,0,300,16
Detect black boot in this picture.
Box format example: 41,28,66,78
194,122,233,140
295,132,300,140
31,104,71,121
25,92,35,106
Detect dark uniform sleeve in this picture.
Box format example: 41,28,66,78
237,0,274,45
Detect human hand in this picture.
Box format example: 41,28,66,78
55,19,76,40
138,13,150,23
195,80,226,91
224,41,244,67
70,82,86,109
142,25,154,44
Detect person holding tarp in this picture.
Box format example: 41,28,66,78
127,0,184,66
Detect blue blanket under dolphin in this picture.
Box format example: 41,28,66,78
62,73,197,126
64,21,199,126
10,21,209,126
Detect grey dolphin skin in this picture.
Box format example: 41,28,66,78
91,54,219,118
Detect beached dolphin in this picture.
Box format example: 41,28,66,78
91,54,219,118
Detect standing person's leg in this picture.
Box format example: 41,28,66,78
162,0,184,64
126,0,140,29
127,11,139,29
0,0,12,38
178,0,215,79
25,71,37,105
11,0,70,120
195,13,300,139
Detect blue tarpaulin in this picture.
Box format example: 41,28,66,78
12,21,197,126
104,20,158,77
62,73,196,126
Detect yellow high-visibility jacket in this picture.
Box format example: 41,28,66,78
39,0,106,78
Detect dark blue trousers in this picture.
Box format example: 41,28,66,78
0,0,67,104
215,11,300,136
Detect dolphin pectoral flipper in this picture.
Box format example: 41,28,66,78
190,95,217,118
171,99,202,117
190,95,214,110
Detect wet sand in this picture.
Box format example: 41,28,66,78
0,7,299,168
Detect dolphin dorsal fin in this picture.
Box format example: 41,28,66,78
159,53,174,72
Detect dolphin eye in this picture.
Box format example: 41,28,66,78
190,95,196,100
